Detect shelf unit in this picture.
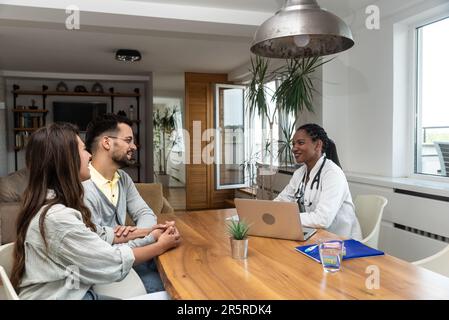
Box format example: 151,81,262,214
12,85,49,169
12,85,142,182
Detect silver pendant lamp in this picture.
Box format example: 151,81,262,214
250,0,354,58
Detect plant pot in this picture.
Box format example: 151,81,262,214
230,237,248,259
157,174,170,186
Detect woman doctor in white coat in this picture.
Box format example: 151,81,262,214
275,123,362,240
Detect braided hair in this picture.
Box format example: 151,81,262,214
297,123,341,168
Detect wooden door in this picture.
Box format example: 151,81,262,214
185,73,234,210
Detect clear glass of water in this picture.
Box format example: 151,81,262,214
319,239,344,273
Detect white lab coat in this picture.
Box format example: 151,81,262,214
275,156,362,240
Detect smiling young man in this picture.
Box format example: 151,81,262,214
82,113,177,293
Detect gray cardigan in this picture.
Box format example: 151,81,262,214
82,169,157,247
19,200,135,300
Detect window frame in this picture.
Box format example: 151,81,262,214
214,83,248,190
409,13,449,182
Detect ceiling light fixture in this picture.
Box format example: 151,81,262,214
250,0,354,58
115,49,142,62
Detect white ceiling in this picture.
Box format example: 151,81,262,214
127,0,378,19
128,0,285,12
0,0,378,94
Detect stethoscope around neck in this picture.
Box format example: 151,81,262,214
295,156,327,211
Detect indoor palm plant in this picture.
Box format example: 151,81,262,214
246,55,330,198
153,107,178,186
227,219,250,259
277,119,296,169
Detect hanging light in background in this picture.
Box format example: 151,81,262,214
250,0,354,58
115,49,142,62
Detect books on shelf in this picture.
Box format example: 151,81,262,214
15,131,32,149
16,113,42,129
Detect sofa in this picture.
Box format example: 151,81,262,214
0,169,174,245
0,169,28,245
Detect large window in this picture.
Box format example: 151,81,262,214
415,16,449,177
245,79,297,188
214,79,298,189
214,84,247,189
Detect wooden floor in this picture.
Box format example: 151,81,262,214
163,187,186,211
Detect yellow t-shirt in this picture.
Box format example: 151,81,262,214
89,163,120,206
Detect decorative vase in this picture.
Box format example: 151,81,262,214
230,237,248,259
91,82,104,93
56,81,68,92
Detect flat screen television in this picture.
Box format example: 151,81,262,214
53,102,107,131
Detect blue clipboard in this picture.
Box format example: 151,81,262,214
295,239,384,263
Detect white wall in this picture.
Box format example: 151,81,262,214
323,0,449,177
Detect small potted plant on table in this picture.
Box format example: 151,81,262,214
227,220,250,259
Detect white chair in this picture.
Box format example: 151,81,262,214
434,141,449,176
413,245,449,278
0,243,19,300
354,195,388,249
0,265,19,300
0,243,14,276
94,269,171,300
93,269,147,299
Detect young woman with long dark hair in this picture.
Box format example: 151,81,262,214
10,123,180,299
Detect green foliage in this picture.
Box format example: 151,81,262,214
246,55,275,120
273,56,332,115
246,55,332,120
246,56,332,168
227,220,250,240
154,108,177,134
277,119,296,168
153,107,179,174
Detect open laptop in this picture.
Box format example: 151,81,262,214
233,198,317,241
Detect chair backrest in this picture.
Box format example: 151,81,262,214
354,195,388,249
93,269,147,299
434,141,449,176
0,243,14,276
0,265,19,300
413,245,449,278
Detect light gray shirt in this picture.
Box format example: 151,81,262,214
19,197,135,300
83,169,157,247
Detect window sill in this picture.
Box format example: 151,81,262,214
237,187,257,197
346,171,449,198
256,163,300,174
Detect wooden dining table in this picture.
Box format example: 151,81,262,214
155,209,449,300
